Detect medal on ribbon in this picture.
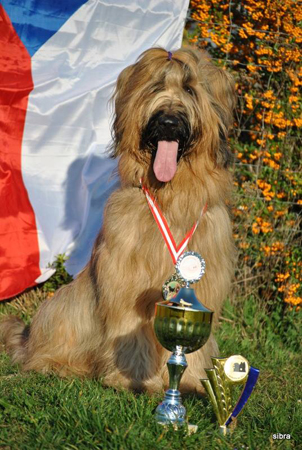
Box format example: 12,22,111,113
140,181,207,299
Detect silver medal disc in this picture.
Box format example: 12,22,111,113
175,251,206,285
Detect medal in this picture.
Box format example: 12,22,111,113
140,181,208,300
176,251,206,285
162,251,206,300
162,273,186,301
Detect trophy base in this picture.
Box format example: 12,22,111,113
219,425,231,436
155,389,186,426
157,421,198,434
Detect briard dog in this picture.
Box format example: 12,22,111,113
0,48,236,393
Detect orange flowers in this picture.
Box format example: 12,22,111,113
257,180,275,200
252,218,273,234
275,272,290,283
261,242,284,255
189,0,301,309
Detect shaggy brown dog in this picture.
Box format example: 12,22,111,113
0,48,236,393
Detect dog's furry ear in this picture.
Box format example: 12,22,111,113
209,67,236,167
204,65,236,129
211,68,236,167
110,63,137,157
186,49,236,126
198,55,236,167
114,64,137,103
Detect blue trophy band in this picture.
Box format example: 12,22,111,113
225,366,260,427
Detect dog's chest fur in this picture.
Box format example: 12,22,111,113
92,184,233,325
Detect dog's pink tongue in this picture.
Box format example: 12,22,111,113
153,141,179,182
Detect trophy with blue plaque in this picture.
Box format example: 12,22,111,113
201,355,259,434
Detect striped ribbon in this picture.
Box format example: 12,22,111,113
141,181,207,264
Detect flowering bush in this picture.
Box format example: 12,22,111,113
188,0,301,309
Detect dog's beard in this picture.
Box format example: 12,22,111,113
141,111,193,182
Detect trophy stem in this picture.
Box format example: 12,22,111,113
167,345,188,390
155,345,188,426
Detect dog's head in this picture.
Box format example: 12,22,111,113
110,48,235,184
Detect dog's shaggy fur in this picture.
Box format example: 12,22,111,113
0,48,236,393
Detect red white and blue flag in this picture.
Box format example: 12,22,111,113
0,0,189,300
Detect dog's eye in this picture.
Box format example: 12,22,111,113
185,86,194,96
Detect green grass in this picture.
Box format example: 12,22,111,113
0,289,301,450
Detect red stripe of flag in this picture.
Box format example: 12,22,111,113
0,6,41,300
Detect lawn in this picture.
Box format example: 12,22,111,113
1,288,301,449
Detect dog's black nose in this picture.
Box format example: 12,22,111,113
158,115,179,127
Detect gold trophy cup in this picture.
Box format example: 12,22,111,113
154,252,213,426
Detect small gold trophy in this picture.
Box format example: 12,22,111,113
154,252,213,427
201,355,260,434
